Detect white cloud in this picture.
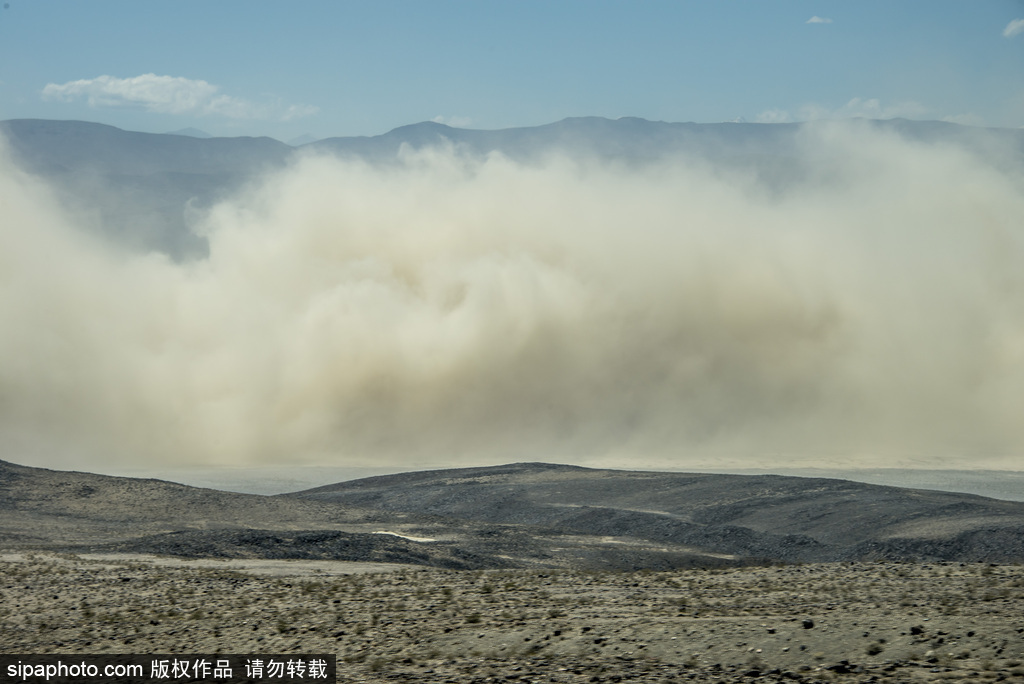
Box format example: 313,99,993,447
1003,19,1024,38
806,16,833,24
41,74,317,120
43,74,229,114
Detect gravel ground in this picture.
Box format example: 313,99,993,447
2,553,1024,683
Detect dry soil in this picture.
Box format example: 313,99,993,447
2,553,1024,682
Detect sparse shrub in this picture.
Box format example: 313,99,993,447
866,642,884,656
465,613,482,624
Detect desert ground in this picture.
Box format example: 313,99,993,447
2,553,1023,683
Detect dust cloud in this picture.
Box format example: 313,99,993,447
1,122,1023,471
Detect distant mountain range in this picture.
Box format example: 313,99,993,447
3,459,1024,569
3,116,1022,259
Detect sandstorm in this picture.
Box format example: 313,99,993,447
1,121,1022,471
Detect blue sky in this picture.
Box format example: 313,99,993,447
1,1,1023,141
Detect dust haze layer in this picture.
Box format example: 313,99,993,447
2,120,1023,470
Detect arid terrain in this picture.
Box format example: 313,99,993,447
2,552,1023,682
5,460,1024,569
3,459,1024,681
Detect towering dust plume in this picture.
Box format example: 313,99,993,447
1,122,1023,470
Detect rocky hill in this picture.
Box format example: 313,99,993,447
4,459,1024,567
292,462,1024,563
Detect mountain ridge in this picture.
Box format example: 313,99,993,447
3,115,1022,259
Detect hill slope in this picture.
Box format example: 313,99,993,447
0,459,717,570
0,458,368,546
293,462,1024,563
4,458,1024,566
